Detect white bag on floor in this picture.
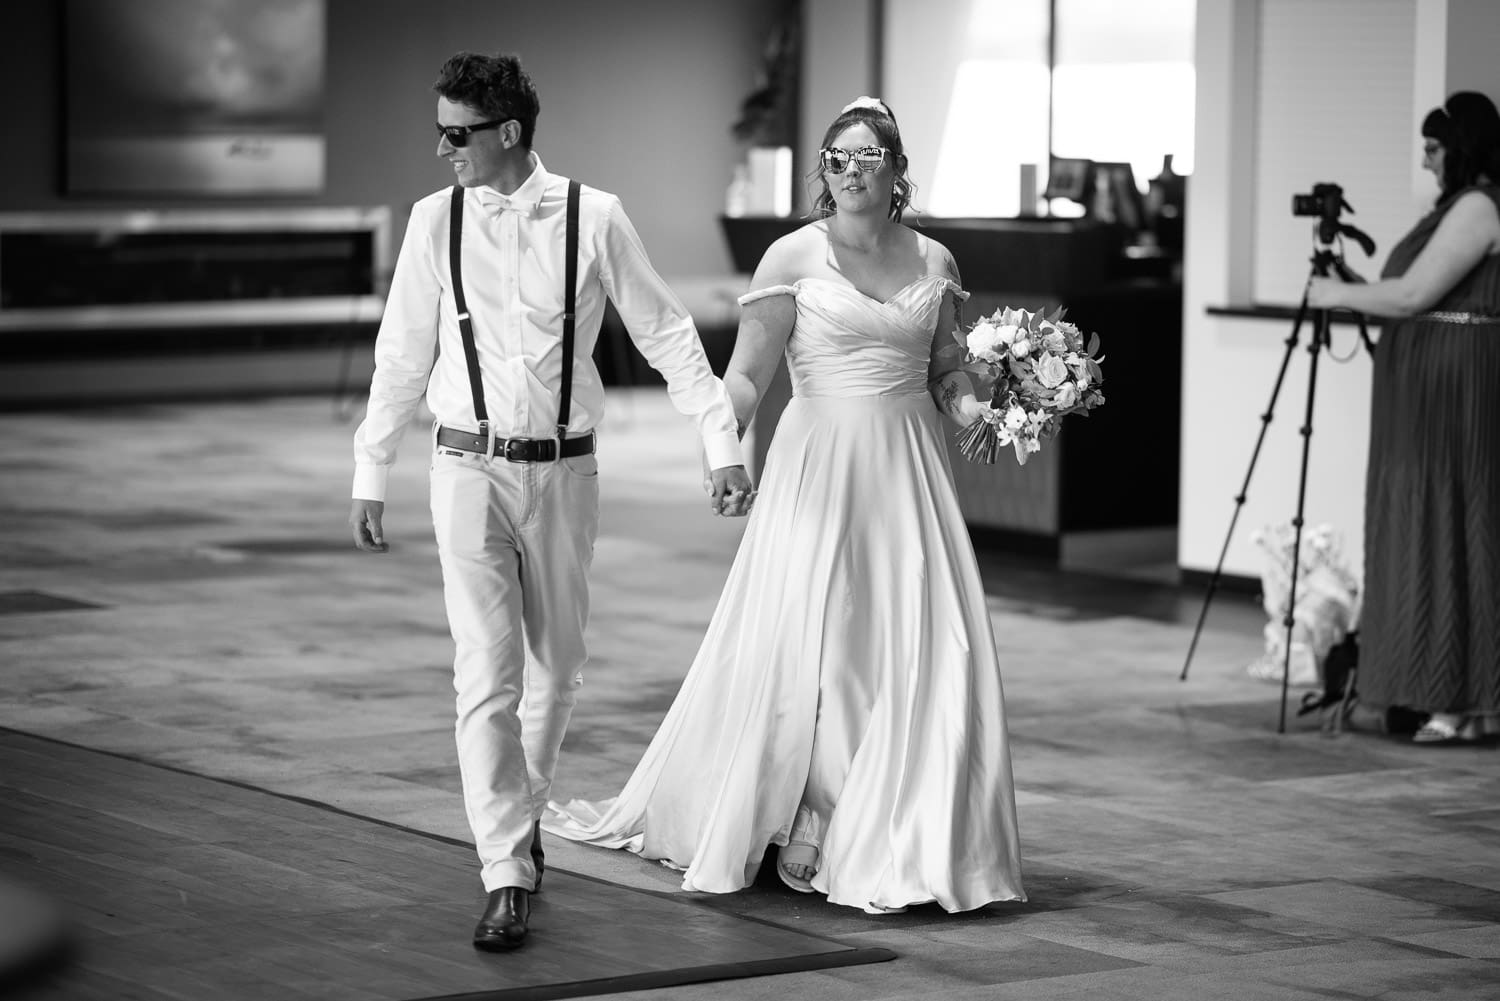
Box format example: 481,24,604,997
1247,523,1361,688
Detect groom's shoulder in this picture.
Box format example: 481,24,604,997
409,186,457,216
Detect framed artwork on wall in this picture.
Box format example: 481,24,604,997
63,0,325,196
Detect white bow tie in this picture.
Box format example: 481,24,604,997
478,191,534,219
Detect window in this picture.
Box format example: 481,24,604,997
1050,0,1195,215
886,0,1195,218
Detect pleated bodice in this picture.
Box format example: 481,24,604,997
740,275,965,399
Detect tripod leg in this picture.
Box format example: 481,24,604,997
1278,309,1330,732
1181,296,1311,681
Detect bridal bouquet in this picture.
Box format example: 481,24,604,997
952,305,1106,465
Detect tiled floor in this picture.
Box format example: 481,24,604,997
0,390,1496,1000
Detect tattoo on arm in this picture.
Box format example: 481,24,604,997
940,378,961,415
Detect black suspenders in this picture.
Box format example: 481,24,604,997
559,180,580,441
448,185,488,431
448,179,582,444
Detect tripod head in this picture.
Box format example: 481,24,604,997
1296,184,1378,356
1293,182,1377,261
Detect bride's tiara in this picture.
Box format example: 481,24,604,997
841,95,890,116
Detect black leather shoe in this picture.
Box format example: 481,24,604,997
472,887,529,951
530,820,545,892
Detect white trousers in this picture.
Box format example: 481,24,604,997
429,435,600,891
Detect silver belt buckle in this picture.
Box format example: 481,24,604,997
503,437,536,463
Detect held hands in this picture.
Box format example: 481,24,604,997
704,464,756,518
349,498,388,553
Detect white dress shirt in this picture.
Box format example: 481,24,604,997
352,156,743,501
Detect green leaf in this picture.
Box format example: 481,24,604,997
1087,332,1101,355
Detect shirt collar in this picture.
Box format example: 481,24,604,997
476,154,551,217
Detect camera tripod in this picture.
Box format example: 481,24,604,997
1179,236,1375,733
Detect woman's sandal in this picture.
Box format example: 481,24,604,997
776,841,819,893
862,901,909,915
1412,715,1478,745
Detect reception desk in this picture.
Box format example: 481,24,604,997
721,215,1181,562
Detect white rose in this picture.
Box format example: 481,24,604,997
1011,338,1031,359
1035,354,1069,389
1053,383,1078,409
965,322,1003,361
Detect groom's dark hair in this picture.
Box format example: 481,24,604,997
434,51,541,149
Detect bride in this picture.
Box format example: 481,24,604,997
545,97,1025,914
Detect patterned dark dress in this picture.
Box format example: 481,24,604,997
1361,184,1500,716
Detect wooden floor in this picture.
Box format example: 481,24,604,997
0,391,1497,1001
0,730,889,1000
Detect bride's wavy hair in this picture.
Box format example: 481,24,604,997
806,99,916,222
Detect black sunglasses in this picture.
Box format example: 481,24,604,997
435,118,511,148
819,146,887,174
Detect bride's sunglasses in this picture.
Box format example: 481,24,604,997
819,146,888,174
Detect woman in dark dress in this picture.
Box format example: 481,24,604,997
1308,90,1500,744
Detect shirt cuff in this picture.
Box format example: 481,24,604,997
352,463,390,502
702,431,745,471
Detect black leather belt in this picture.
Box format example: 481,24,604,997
436,426,596,463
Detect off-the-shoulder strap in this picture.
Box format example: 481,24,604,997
934,276,970,302
738,283,800,306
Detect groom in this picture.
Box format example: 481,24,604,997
348,50,751,950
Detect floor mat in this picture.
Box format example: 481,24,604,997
0,729,892,1001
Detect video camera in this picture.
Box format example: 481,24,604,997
1291,181,1376,256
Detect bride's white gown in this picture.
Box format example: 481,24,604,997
545,274,1025,913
